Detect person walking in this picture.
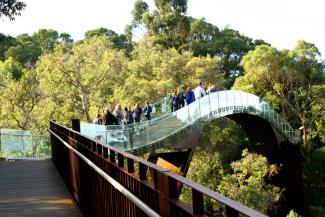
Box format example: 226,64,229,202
185,87,195,105
194,81,206,100
123,107,134,125
114,104,124,125
133,103,142,123
143,101,152,120
93,113,103,125
170,90,180,112
209,84,217,93
104,108,118,125
177,88,185,108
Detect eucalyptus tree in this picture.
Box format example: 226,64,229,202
117,36,225,106
32,29,59,53
233,41,325,153
84,27,129,50
4,33,42,67
131,0,191,49
0,33,17,60
36,36,128,123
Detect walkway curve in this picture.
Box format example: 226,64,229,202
81,90,300,152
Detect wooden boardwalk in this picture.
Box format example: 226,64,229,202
0,160,82,217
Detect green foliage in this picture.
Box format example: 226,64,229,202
196,119,245,163
218,150,281,214
181,119,281,215
4,33,42,66
133,0,191,49
59,32,73,43
0,69,48,130
0,0,26,20
0,57,24,83
304,147,325,206
37,36,122,123
233,41,325,152
0,31,228,130
180,119,245,214
286,210,302,217
182,119,282,215
309,206,325,217
0,33,17,60
32,29,59,53
117,37,225,106
154,0,188,13
129,1,268,88
132,0,149,25
84,27,129,50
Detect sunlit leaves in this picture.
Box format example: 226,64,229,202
233,41,325,151
218,149,281,214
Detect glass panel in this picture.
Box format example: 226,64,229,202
80,90,301,150
188,100,200,122
0,129,50,158
199,95,210,118
209,92,219,113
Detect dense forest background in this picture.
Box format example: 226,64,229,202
0,0,324,216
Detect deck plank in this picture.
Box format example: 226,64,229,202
0,160,82,217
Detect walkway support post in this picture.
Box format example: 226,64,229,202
72,119,80,132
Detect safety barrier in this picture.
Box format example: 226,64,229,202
50,120,266,217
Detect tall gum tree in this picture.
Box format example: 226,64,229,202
37,36,127,123
232,41,325,154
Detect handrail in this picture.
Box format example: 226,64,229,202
50,120,268,216
48,128,160,217
165,171,267,217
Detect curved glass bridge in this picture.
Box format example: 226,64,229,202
81,90,301,152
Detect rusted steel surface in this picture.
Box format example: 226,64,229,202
50,120,267,217
0,160,82,217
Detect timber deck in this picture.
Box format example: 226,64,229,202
0,160,82,217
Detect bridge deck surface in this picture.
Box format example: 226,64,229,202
0,160,82,217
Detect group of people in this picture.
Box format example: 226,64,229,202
93,102,152,126
93,81,217,126
169,82,217,112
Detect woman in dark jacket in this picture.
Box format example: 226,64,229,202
143,101,152,120
133,103,142,123
104,108,118,125
170,90,180,112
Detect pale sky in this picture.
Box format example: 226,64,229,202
1,0,324,57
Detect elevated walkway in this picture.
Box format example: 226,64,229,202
0,160,82,217
81,90,301,153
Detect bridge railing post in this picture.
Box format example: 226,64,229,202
156,171,177,217
225,206,239,217
139,162,147,180
192,189,204,215
72,119,80,132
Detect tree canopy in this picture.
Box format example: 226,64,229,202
0,0,26,20
233,41,325,153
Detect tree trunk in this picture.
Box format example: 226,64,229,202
80,94,91,122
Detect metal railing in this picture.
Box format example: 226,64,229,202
50,120,267,217
81,90,300,151
49,128,160,217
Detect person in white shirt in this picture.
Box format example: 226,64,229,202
194,81,206,100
